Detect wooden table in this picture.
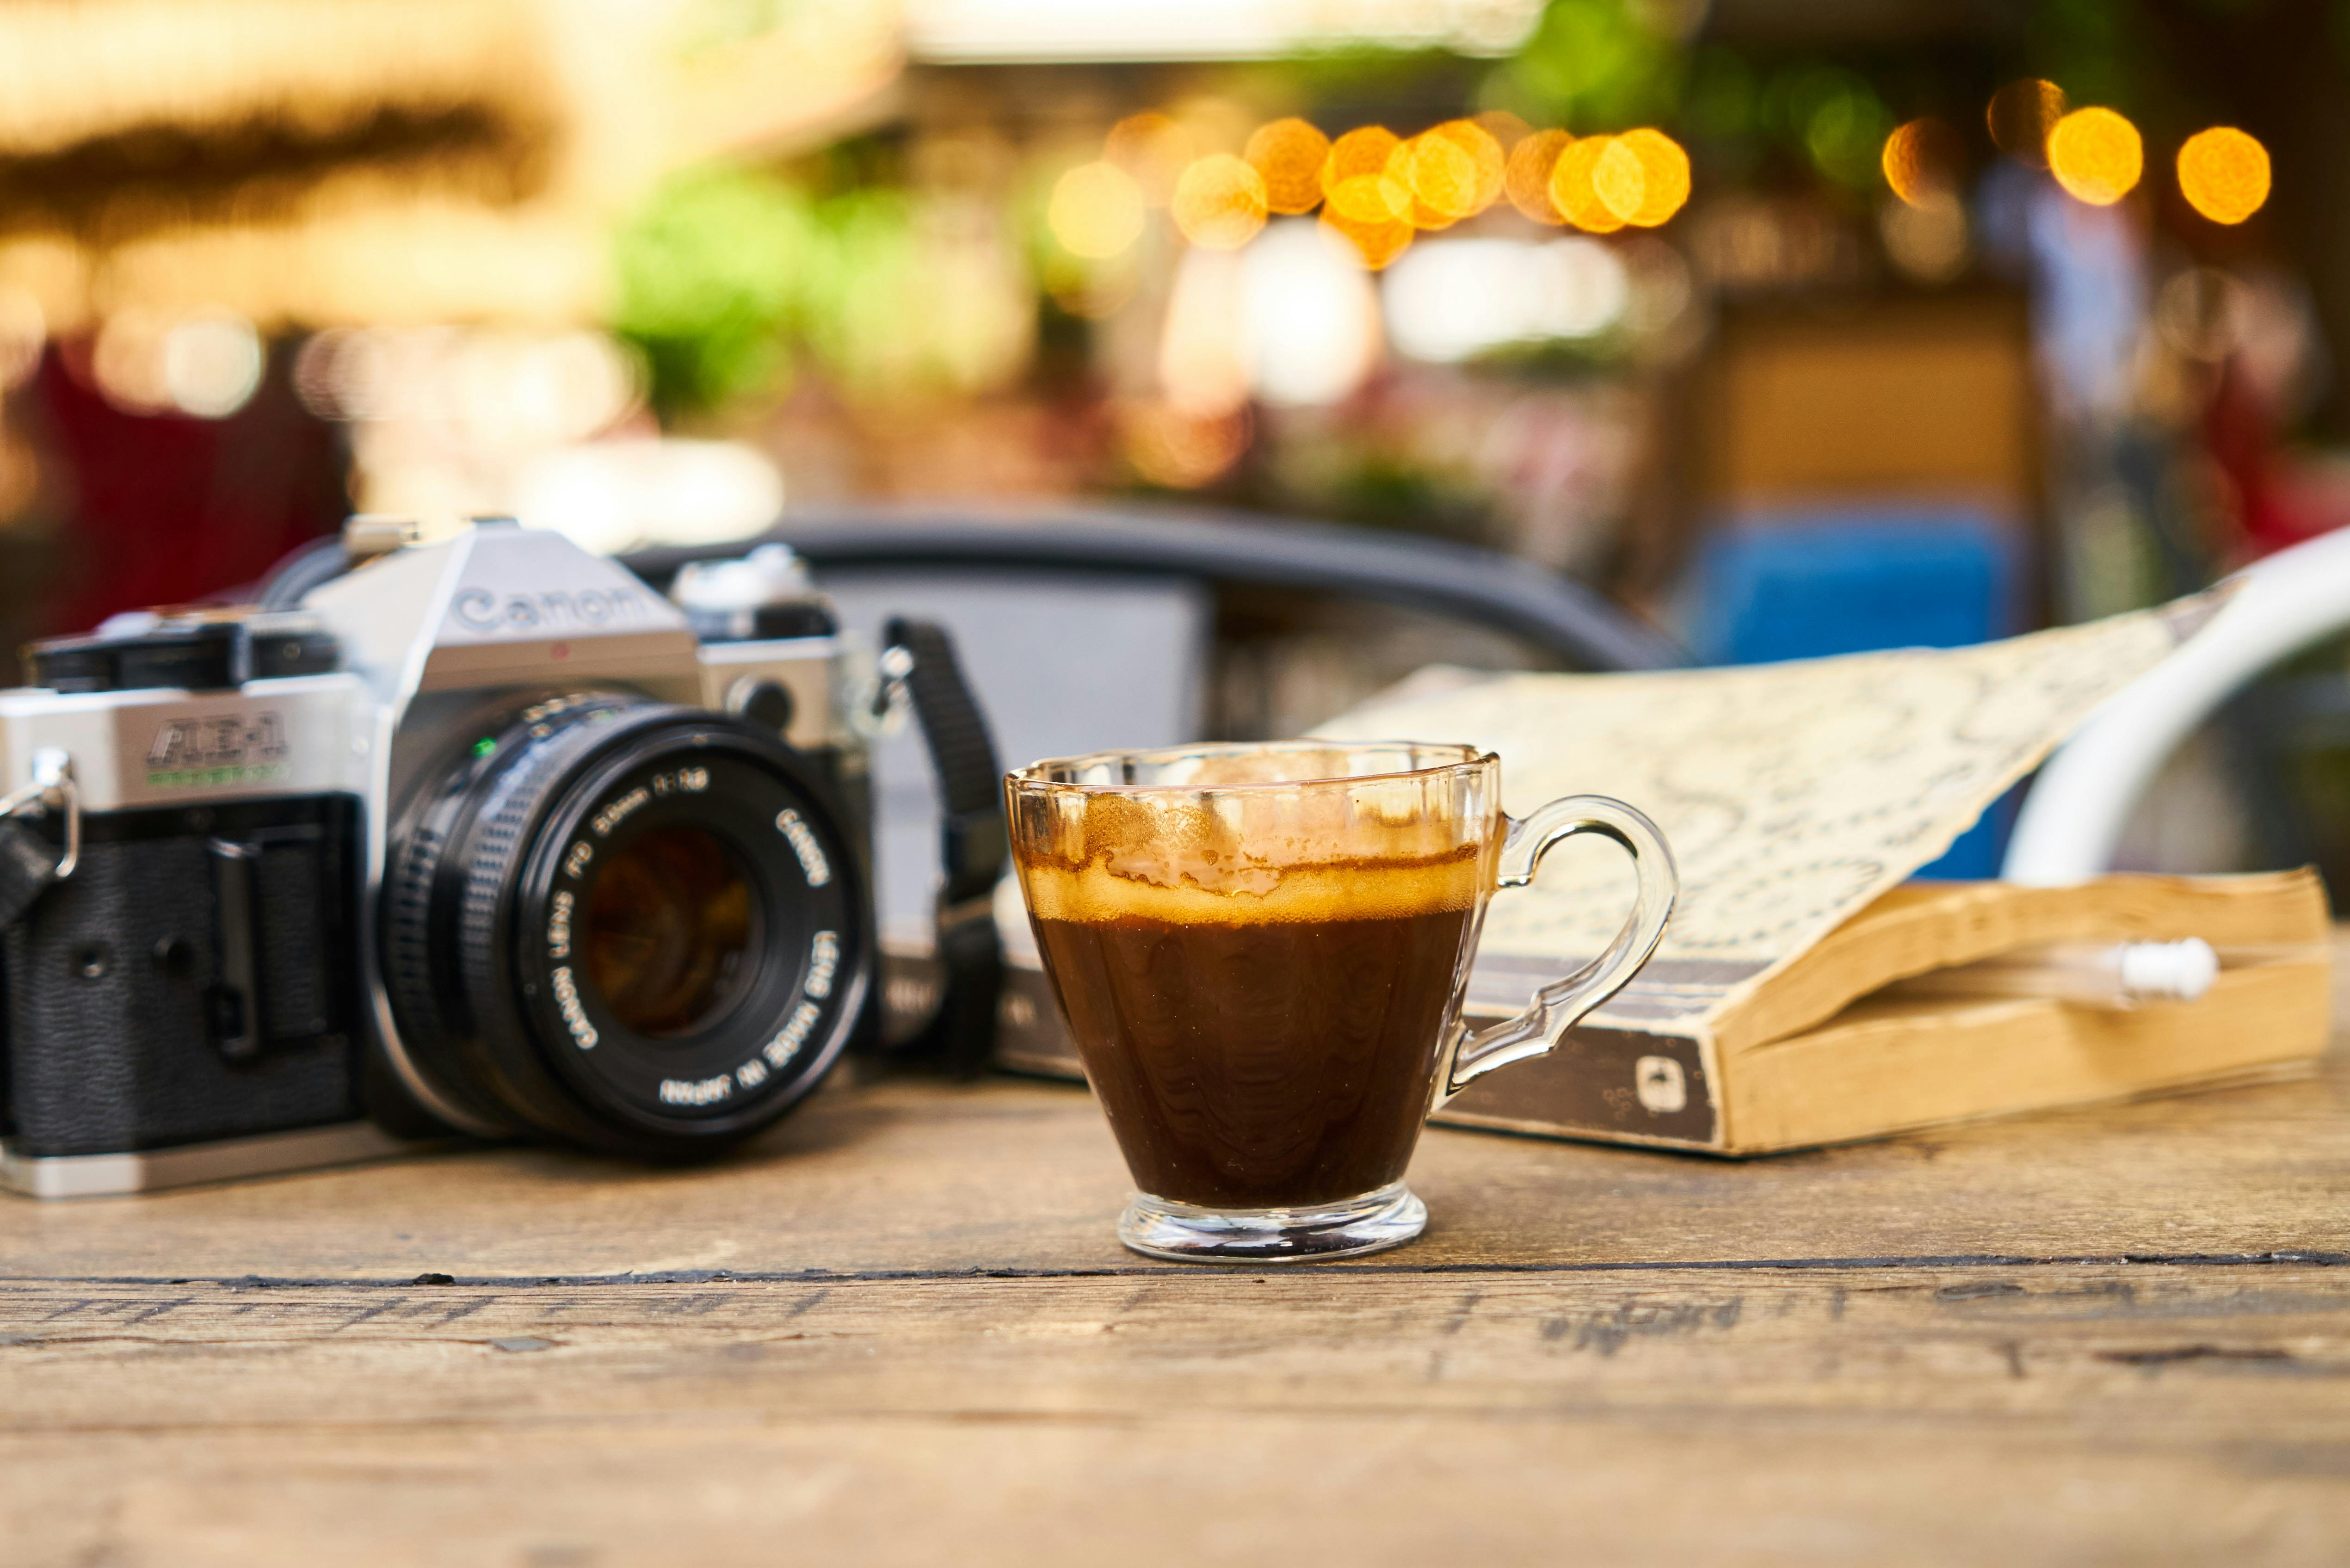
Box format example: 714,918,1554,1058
6,1047,2349,1566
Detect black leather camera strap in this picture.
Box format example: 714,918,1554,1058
0,755,78,930
0,819,60,928
882,617,1006,1072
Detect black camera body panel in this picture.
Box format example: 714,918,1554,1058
3,795,363,1157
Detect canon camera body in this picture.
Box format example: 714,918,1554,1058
0,521,911,1196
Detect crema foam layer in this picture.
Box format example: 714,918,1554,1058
1018,851,1487,927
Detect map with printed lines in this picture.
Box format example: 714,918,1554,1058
1314,592,2224,1028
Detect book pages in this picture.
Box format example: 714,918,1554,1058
1313,593,2227,1031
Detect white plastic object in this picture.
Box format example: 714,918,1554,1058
1889,938,2218,1010
2004,526,2350,885
2116,937,2220,1003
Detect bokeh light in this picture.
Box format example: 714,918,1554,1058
1505,129,1572,224
1159,247,1250,416
2177,126,2270,225
1396,134,1468,228
0,289,46,391
1104,111,1195,207
1172,154,1269,250
2048,107,2143,206
1591,140,1647,223
90,311,173,414
1988,79,2067,168
1322,127,1409,222
1121,399,1250,488
1404,120,1505,225
1049,161,1147,258
1240,220,1382,407
1320,190,1415,271
1551,137,1625,233
1879,191,1969,284
1245,118,1331,216
1882,118,1965,205
161,311,265,418
1613,129,1690,227
518,438,785,555
1383,236,1628,362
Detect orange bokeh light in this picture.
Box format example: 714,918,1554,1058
1615,128,1690,226
2177,126,2270,225
1405,120,1505,223
1988,79,2066,168
1505,129,1572,224
1171,154,1269,249
1388,136,1463,230
1319,198,1413,270
1244,118,1331,216
2048,106,2143,206
1882,118,1965,205
1321,126,1406,217
1551,137,1626,233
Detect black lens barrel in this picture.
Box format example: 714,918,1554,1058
380,693,868,1157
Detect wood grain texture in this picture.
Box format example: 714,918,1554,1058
5,1049,2350,1564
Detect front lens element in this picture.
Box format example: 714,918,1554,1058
582,824,755,1039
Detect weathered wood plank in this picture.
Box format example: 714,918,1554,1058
7,1414,2345,1568
5,1265,2350,1567
4,1267,2349,1430
4,1051,2347,1283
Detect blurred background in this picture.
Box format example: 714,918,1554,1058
1,0,2345,892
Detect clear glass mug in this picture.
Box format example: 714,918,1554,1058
1005,741,1677,1262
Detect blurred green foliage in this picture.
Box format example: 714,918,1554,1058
1497,0,1684,132
612,166,816,420
612,164,932,420
1770,65,1896,190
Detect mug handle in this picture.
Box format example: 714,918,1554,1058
1438,795,1678,1105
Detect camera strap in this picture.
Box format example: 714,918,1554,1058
0,750,80,930
882,617,1006,1073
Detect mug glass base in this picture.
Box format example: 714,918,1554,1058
1117,1181,1428,1263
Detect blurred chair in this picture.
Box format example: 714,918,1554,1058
2006,525,2350,884
1685,506,2022,877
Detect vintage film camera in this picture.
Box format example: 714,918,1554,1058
0,519,1000,1197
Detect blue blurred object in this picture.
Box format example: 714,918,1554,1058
1690,510,2020,666
1690,508,2023,878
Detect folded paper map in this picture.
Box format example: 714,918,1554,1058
1309,592,2230,1031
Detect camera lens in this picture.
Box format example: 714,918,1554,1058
380,693,870,1157
581,824,754,1039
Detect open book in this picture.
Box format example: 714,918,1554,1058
993,593,2334,1154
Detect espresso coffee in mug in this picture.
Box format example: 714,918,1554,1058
1006,741,1676,1262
